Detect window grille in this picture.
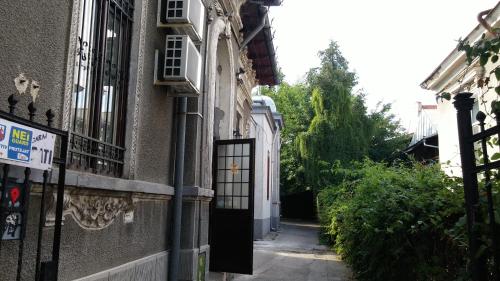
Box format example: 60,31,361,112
165,36,184,77
216,143,252,210
70,0,134,176
167,0,184,18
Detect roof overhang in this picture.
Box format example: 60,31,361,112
403,133,438,154
421,2,500,92
240,2,280,86
252,103,278,131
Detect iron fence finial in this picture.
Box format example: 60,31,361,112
28,102,36,121
46,110,55,127
476,111,487,125
8,94,18,114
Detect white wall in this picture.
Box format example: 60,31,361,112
251,114,273,221
435,62,499,176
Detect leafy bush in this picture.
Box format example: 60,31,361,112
318,160,467,281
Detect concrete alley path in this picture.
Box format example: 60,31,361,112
233,220,351,281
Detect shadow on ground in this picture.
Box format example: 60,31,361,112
231,220,352,281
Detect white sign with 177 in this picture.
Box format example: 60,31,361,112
0,118,56,171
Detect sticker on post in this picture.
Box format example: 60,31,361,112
2,212,22,240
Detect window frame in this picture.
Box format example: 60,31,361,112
69,0,134,177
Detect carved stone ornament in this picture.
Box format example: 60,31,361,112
244,117,251,137
240,49,257,92
208,0,225,23
45,190,136,230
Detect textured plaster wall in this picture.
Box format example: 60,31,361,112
0,0,211,280
133,0,176,185
0,187,170,281
0,0,71,128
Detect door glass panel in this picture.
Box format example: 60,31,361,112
242,183,248,196
233,171,242,183
218,157,225,169
241,197,248,209
234,183,241,196
217,183,225,196
218,145,226,156
224,183,233,196
233,156,242,169
225,170,233,182
217,170,225,182
217,197,224,208
214,142,252,210
234,144,242,155
233,197,241,209
225,157,234,169
242,157,249,169
226,145,234,156
224,197,233,209
242,144,250,156
242,170,249,182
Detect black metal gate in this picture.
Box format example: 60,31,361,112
455,92,500,281
209,138,255,274
0,95,68,281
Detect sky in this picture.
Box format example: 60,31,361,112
269,0,494,131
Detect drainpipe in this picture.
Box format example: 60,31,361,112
169,5,211,279
478,9,497,36
239,5,269,52
168,96,188,281
423,138,439,149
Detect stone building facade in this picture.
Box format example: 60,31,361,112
0,0,280,280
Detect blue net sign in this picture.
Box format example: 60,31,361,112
0,118,56,170
7,126,32,162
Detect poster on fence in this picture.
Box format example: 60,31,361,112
1,182,24,240
0,118,56,171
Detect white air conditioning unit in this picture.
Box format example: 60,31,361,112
157,0,206,43
154,35,202,96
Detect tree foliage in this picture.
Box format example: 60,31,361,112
262,83,312,194
261,41,409,195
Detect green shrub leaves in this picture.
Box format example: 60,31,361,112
318,161,467,281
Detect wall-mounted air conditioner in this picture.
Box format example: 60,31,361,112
157,0,206,43
154,35,202,96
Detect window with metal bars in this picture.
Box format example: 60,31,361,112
70,0,134,177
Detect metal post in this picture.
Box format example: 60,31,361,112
52,133,68,281
453,92,487,281
168,97,188,281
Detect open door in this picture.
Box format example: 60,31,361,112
209,138,255,274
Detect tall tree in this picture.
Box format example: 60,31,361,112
299,42,373,192
262,83,313,194
261,41,409,195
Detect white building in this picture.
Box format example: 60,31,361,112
404,103,439,162
421,3,500,175
250,95,283,239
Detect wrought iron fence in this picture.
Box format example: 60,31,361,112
0,94,68,281
455,92,500,281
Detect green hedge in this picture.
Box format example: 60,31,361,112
317,161,468,281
